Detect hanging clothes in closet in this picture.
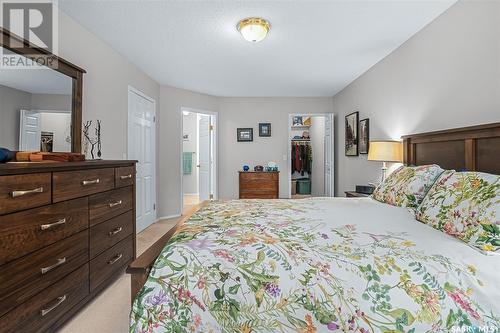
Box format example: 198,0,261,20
291,141,312,176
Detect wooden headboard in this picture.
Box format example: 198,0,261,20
402,122,500,174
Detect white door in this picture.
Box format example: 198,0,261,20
128,88,156,233
19,110,41,151
198,115,211,201
324,114,335,197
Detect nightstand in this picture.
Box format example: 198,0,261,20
345,191,370,198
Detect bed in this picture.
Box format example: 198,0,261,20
127,123,500,333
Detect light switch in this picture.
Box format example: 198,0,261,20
282,154,287,161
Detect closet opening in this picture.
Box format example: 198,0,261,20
180,108,218,214
288,113,334,198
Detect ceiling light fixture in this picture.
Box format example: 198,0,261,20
237,17,270,43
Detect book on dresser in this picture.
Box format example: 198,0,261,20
0,160,136,333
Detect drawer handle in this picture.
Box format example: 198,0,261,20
109,226,123,236
120,174,132,180
40,218,66,231
41,294,67,317
108,253,123,265
82,179,100,186
11,187,44,198
109,200,123,208
41,257,67,274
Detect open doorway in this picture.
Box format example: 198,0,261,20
180,108,217,214
288,113,334,198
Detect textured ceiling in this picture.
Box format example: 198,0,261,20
59,0,456,97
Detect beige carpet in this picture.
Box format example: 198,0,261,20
58,217,180,333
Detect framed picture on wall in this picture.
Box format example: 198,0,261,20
345,111,359,156
359,118,369,154
259,123,271,137
237,128,253,142
292,116,303,127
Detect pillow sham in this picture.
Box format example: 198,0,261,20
372,164,444,209
416,170,500,253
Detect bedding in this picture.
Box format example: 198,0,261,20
416,170,500,253
130,198,500,333
372,164,444,209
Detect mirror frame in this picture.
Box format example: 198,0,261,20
1,27,86,153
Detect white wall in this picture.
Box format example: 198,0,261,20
333,0,500,195
157,85,218,218
31,94,72,111
310,116,325,196
218,97,333,199
39,112,72,151
0,84,31,150
57,11,160,160
182,112,198,194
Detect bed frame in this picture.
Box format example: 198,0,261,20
127,122,500,302
402,122,500,174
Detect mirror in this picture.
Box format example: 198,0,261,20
0,49,73,153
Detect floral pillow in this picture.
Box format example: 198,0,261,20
372,164,444,209
416,170,500,253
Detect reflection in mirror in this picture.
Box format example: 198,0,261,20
0,49,73,153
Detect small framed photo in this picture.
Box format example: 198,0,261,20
345,111,359,156
259,123,271,137
359,118,369,154
292,116,303,127
237,128,253,142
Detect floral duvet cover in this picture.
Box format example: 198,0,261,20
130,198,499,333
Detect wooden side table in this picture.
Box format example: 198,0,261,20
345,191,370,198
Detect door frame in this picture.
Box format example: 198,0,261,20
287,113,335,198
127,85,157,229
179,107,218,215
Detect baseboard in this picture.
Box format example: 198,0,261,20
183,192,199,195
156,214,181,221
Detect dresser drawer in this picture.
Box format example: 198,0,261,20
0,197,88,265
0,173,51,215
0,264,89,333
89,186,133,226
52,168,115,202
239,172,279,181
90,236,133,292
90,211,134,258
115,166,135,188
0,231,88,317
240,191,278,199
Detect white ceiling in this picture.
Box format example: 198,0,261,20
59,0,456,97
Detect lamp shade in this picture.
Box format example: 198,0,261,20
367,141,403,162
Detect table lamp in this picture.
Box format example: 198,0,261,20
367,141,403,182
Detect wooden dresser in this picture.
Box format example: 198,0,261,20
0,160,136,333
239,171,279,199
